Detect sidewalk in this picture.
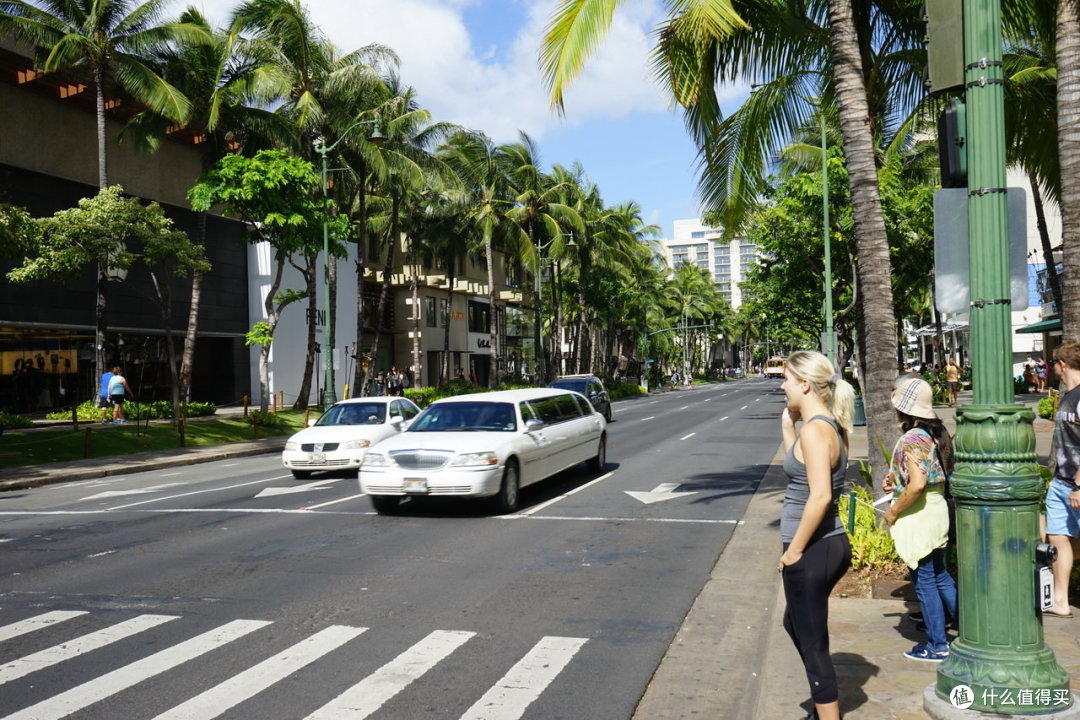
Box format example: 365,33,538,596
636,390,1080,720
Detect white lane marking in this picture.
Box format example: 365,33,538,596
704,398,711,402
82,482,186,500
524,516,742,525
649,400,659,404
625,482,699,505
678,405,689,410
107,476,291,510
153,625,367,720
302,493,367,510
0,611,88,643
513,472,615,517
740,405,748,410
719,416,729,422
1,619,271,720
679,433,696,440
304,630,475,720
86,550,115,558
0,538,12,543
0,614,178,685
756,398,761,402
159,472,182,477
255,478,344,498
222,463,240,467
640,416,655,421
459,636,588,720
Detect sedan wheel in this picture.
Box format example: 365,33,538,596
588,435,606,473
291,470,312,480
604,405,613,422
491,461,520,514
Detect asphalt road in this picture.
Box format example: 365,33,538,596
0,378,787,720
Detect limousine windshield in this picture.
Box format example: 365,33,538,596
407,402,517,432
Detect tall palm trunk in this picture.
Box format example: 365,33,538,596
410,237,422,388
1029,173,1063,314
258,251,288,412
827,0,899,454
177,207,207,419
293,252,317,408
353,163,369,395
485,235,499,388
93,64,108,388
553,260,563,375
363,192,400,392
1056,0,1080,342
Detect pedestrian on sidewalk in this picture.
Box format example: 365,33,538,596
778,350,855,720
945,357,961,406
881,375,958,662
1045,341,1080,619
98,366,115,423
107,366,134,424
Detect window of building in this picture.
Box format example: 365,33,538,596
468,301,490,333
690,231,706,239
424,296,437,327
439,298,449,328
715,247,730,256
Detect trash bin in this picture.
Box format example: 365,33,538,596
853,395,866,426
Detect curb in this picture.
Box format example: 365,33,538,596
0,437,285,491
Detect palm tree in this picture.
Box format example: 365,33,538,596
0,0,206,387
540,0,910,454
122,8,288,423
1057,0,1080,342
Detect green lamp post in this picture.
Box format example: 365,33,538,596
312,118,383,407
929,0,1072,714
533,232,574,383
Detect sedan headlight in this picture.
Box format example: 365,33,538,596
362,452,389,467
285,440,299,451
344,439,372,450
449,451,499,467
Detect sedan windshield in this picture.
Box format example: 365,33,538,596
550,380,588,394
407,402,517,432
316,403,386,426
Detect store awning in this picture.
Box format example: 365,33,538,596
1015,317,1062,334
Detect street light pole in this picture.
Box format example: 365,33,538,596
929,0,1072,713
312,119,383,408
534,233,574,383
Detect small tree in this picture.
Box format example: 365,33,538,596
7,187,205,415
189,149,346,412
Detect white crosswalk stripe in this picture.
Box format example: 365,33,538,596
304,629,476,720
0,614,178,686
459,636,588,720
153,624,367,720
1,619,271,720
0,611,87,643
0,610,589,720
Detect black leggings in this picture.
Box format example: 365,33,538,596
782,532,852,705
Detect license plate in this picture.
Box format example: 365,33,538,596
309,453,325,464
1039,566,1054,611
403,477,428,494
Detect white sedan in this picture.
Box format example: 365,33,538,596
359,388,607,514
282,397,421,479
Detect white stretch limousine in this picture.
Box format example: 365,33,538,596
359,388,607,514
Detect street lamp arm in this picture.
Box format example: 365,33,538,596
314,118,383,157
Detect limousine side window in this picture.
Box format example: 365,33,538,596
571,393,593,416
530,396,563,425
552,393,583,422
519,401,539,423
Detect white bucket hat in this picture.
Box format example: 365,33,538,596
891,376,937,420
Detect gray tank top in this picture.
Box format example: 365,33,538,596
780,415,847,544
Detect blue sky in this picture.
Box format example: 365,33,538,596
199,0,749,240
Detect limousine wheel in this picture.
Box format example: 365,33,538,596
588,435,606,473
492,460,520,514
370,494,402,515
291,470,312,480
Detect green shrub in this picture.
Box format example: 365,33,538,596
606,381,646,399
248,410,285,427
1039,394,1056,420
838,484,905,573
45,399,216,421
0,411,33,430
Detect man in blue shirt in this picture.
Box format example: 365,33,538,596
99,368,115,423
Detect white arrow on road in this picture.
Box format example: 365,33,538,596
255,478,344,498
624,482,698,505
82,483,185,500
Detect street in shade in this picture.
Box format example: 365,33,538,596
0,379,783,720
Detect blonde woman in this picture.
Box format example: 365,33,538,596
779,351,856,720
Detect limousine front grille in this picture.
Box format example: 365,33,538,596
291,458,351,467
389,450,452,470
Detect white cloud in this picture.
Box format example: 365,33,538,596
196,0,673,142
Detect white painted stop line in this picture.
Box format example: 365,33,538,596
459,636,588,720
2,619,270,720
154,625,367,720
304,630,475,720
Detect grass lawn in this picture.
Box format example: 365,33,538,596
0,411,308,469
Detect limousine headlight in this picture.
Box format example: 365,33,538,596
285,440,299,451
362,452,389,467
448,451,499,467
344,439,372,450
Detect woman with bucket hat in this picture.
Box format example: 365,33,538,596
881,375,958,662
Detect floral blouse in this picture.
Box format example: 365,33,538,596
889,428,950,491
